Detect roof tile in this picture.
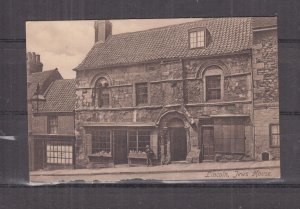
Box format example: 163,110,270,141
76,18,253,70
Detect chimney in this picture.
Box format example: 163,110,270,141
94,20,112,43
26,52,43,75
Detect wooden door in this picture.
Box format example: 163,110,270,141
170,128,187,161
33,138,46,170
202,127,215,160
113,131,128,164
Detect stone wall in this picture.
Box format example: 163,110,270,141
252,29,279,105
254,107,280,160
252,28,280,160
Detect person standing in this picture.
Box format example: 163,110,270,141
145,145,154,167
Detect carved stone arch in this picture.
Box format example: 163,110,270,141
195,60,229,79
156,110,190,128
90,72,112,87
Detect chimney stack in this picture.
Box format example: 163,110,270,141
27,52,43,75
94,20,112,43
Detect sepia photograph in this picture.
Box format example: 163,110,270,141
26,17,280,183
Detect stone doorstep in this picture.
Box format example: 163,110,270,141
31,162,280,177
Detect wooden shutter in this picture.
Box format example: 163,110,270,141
85,134,92,155
214,124,223,152
150,129,158,159
232,124,245,153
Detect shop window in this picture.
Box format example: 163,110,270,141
46,141,73,165
128,130,150,152
92,130,111,154
214,118,245,154
136,83,148,105
48,116,58,134
270,124,280,147
189,28,206,49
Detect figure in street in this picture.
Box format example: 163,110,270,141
145,145,154,167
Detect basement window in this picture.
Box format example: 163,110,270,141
189,28,206,49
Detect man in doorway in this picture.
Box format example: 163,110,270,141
145,145,154,167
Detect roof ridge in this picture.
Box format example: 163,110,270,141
109,17,250,38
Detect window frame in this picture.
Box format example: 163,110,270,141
188,28,207,49
135,82,149,106
91,130,112,154
46,140,73,165
206,75,222,101
269,123,280,148
203,67,224,102
128,130,151,153
48,115,58,134
93,77,110,108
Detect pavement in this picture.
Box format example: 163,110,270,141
30,160,280,183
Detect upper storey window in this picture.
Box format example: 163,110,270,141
93,77,110,108
189,28,206,49
206,75,221,100
136,83,148,105
203,66,224,102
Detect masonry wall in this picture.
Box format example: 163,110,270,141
32,114,74,135
252,28,280,160
75,53,255,166
75,54,253,126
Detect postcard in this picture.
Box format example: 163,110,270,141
26,17,280,183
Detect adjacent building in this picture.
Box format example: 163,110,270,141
27,52,76,170
73,17,280,168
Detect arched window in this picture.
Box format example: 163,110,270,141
93,77,110,107
203,66,224,101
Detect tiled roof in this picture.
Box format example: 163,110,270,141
76,17,252,70
27,69,62,99
41,79,76,113
252,17,277,29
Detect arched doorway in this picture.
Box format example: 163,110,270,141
167,118,187,161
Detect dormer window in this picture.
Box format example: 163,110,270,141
189,28,206,49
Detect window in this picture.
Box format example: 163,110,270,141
270,124,280,147
128,130,151,152
189,29,205,49
92,130,111,154
136,83,148,105
93,77,109,108
48,116,58,134
46,141,73,165
214,118,245,154
206,75,221,100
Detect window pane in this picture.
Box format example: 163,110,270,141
206,75,221,100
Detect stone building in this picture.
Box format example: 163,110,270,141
73,17,279,168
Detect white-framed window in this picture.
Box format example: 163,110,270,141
189,28,206,49
203,67,224,101
46,141,73,165
270,124,280,147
